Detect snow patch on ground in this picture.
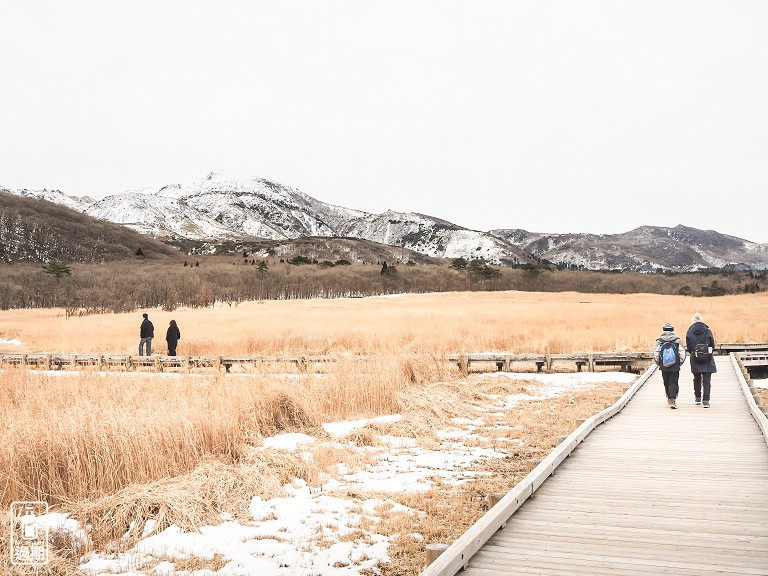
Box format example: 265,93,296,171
67,371,634,575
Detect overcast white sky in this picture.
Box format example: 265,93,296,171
2,1,767,242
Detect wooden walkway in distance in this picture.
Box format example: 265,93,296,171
425,356,768,575
0,344,763,375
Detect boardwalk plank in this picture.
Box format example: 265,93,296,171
458,357,768,575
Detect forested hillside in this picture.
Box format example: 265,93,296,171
0,190,176,264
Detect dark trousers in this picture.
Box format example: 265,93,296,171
167,341,177,356
693,372,712,401
662,370,679,399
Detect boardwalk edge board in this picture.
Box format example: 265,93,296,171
731,353,768,448
419,363,658,576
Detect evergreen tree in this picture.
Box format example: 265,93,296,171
42,260,72,282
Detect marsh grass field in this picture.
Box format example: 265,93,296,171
2,290,767,575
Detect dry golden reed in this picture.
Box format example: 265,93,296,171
0,291,765,575
2,291,767,356
0,354,451,508
1,290,765,507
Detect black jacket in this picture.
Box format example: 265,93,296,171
166,325,180,343
685,321,717,374
140,318,154,338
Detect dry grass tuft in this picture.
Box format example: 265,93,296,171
72,451,311,551
259,391,317,434
5,292,766,357
342,428,380,447
756,386,768,414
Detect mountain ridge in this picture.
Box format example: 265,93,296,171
3,173,767,271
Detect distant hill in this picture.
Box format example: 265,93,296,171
0,189,177,264
5,173,768,271
203,236,445,266
490,226,768,272
43,172,534,266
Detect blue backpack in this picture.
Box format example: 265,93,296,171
660,341,679,368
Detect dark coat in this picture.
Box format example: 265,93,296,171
686,321,717,374
166,324,181,344
140,318,154,338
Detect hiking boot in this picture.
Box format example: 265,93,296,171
670,399,677,409
703,401,710,408
695,397,702,405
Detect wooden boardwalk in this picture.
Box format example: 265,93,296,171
424,356,768,575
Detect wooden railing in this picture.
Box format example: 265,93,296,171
419,363,657,575
2,344,765,375
0,353,368,372
734,351,768,437
446,352,653,374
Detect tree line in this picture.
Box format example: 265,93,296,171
0,257,764,315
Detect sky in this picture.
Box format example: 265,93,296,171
2,1,767,242
19,368,637,575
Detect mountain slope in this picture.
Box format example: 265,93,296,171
80,172,534,265
491,225,768,271
0,189,177,264
6,173,767,271
338,210,530,265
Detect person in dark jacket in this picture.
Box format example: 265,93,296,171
654,322,687,409
166,319,181,356
686,312,717,408
139,313,154,356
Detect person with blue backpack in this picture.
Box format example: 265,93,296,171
654,322,687,409
686,312,717,408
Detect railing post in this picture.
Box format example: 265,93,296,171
425,543,449,567
487,492,508,527
487,492,506,508
458,354,468,377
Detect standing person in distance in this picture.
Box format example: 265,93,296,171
139,313,154,356
166,319,181,356
654,322,686,409
686,312,717,408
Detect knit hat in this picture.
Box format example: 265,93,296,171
691,312,703,324
663,322,674,331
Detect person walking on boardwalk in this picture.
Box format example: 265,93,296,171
686,312,717,408
654,322,686,409
165,319,181,356
139,313,154,356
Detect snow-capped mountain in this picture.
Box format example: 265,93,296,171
338,210,528,264
30,172,532,265
7,187,92,212
491,226,768,271
4,173,767,270
86,172,368,241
